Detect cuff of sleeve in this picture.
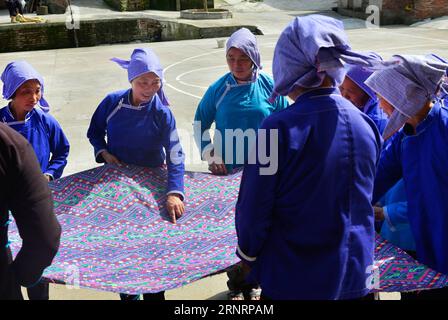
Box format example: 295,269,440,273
167,191,185,201
383,206,397,232
95,149,107,163
44,173,54,181
236,245,257,263
201,144,214,161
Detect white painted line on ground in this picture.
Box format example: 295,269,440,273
164,82,203,100
164,50,225,99
175,65,226,89
164,50,225,73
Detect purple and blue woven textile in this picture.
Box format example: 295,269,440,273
8,165,448,294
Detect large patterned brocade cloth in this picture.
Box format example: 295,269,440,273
10,165,241,294
372,234,448,292
8,165,448,294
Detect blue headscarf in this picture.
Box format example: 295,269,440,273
270,15,397,102
226,28,262,81
1,60,50,112
427,53,448,100
111,48,170,106
366,54,448,139
345,52,383,106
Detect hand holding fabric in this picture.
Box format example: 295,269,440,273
208,162,228,175
204,149,228,175
101,151,123,166
374,206,385,221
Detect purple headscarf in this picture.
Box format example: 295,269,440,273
226,28,262,81
345,52,383,105
111,48,170,106
270,15,397,102
1,60,50,112
427,53,448,98
366,54,448,139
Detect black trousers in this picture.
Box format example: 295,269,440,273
23,0,38,13
226,263,258,293
6,1,24,17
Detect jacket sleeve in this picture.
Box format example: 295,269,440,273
383,202,409,229
161,108,185,200
45,115,70,179
193,86,217,160
235,118,282,265
3,127,61,287
381,179,409,227
372,132,404,204
87,94,116,163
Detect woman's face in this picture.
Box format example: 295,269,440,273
340,77,370,109
226,47,253,81
378,96,396,117
12,79,41,113
131,72,161,105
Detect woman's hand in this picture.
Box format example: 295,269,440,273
204,149,228,175
374,206,385,221
101,151,122,165
166,194,185,224
208,162,228,175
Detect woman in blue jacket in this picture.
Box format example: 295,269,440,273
1,60,69,300
367,54,448,299
87,48,185,300
340,53,388,135
194,28,288,300
194,28,288,176
235,15,384,300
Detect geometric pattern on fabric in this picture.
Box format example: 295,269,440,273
8,165,448,294
9,165,241,294
371,234,448,293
